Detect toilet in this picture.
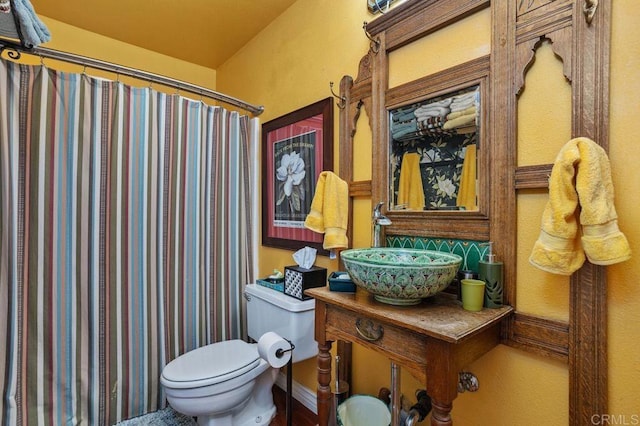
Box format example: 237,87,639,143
160,283,317,426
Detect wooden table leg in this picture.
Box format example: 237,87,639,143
317,341,333,426
431,399,453,426
426,339,457,426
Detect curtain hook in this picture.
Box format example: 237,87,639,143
329,82,346,109
39,55,46,67
363,22,380,54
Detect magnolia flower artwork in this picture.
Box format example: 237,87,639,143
261,98,332,252
276,151,306,213
272,132,316,227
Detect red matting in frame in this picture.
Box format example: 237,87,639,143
262,98,333,254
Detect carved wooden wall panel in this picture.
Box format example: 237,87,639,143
517,0,562,17
510,1,611,424
337,1,611,424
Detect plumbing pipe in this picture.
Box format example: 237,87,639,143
405,390,432,426
405,409,420,426
391,362,401,426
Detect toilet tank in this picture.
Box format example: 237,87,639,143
245,283,318,363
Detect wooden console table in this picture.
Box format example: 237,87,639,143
305,287,513,426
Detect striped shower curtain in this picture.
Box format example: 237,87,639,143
0,59,256,425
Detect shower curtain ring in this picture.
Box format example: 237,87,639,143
329,82,346,109
363,22,380,54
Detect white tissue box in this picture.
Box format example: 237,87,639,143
284,265,327,300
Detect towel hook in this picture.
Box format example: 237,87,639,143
363,22,380,54
329,82,346,109
584,0,598,24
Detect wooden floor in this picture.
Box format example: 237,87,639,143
271,385,318,426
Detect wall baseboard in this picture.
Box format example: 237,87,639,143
275,371,318,415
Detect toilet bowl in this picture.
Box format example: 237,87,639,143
160,283,317,426
161,339,278,426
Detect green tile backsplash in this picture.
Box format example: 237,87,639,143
386,236,489,272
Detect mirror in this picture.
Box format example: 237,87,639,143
375,55,490,240
389,84,479,211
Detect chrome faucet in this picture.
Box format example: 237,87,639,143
372,201,392,248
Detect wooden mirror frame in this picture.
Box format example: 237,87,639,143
383,56,490,240
338,1,611,424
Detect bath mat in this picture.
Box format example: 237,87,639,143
115,406,197,425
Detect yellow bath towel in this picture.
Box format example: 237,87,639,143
529,137,631,275
304,171,349,250
446,106,477,121
442,112,476,130
397,152,425,210
456,144,477,210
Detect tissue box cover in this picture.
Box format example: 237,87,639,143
328,271,356,293
256,278,284,292
284,265,327,300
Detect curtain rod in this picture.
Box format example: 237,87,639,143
2,44,264,116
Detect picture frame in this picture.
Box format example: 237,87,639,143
262,98,334,255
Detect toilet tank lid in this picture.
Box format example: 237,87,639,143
245,283,315,312
161,340,260,385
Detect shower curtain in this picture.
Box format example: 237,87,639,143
0,59,256,425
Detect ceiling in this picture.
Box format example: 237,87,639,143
30,0,298,69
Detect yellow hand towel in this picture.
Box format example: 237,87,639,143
529,137,631,275
304,171,349,250
456,144,477,210
397,152,425,210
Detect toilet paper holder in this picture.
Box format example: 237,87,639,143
275,339,295,359
275,338,295,426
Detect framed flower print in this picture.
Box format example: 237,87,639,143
261,98,333,254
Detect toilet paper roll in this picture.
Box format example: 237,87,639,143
257,331,292,368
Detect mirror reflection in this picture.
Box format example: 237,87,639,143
389,85,479,211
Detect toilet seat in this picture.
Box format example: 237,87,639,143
161,340,261,389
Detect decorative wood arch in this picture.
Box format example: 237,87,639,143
337,1,611,424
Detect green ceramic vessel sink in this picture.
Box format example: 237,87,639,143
340,248,462,306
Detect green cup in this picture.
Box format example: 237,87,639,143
461,279,486,312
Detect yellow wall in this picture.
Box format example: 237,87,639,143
606,0,640,415
216,0,374,389
218,0,640,424
26,17,217,98
26,1,640,423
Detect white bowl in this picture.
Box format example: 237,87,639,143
337,395,391,426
